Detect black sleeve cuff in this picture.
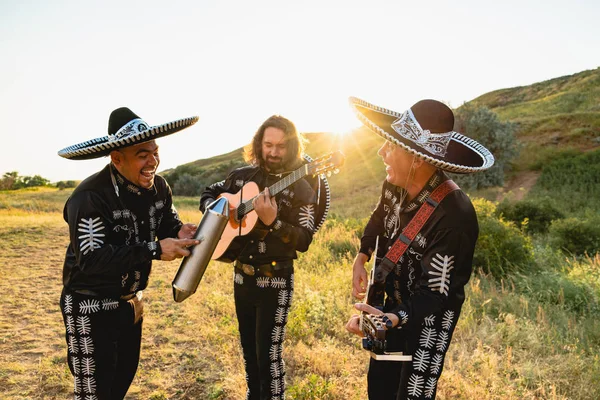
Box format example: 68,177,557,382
148,241,162,260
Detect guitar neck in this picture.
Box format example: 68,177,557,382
238,164,309,218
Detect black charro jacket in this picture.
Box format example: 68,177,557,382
62,164,183,298
200,164,317,265
360,170,478,342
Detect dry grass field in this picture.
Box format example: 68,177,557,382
1,188,599,399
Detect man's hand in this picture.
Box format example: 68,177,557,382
345,302,399,336
352,253,369,300
253,187,277,226
178,223,198,239
159,238,200,261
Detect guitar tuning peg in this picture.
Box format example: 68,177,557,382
327,171,332,177
333,168,339,174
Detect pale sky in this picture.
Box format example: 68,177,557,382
1,0,598,182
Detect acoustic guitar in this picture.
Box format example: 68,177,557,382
211,151,345,261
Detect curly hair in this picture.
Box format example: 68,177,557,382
243,115,306,169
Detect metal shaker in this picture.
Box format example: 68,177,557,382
172,197,229,302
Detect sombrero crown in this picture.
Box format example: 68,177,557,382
58,107,199,160
349,97,494,174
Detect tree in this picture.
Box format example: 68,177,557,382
450,104,519,190
0,171,19,190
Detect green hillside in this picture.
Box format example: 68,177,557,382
468,67,600,150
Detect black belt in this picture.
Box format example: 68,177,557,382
234,260,293,276
72,289,141,300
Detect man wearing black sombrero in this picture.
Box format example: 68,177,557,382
57,108,200,399
345,97,494,399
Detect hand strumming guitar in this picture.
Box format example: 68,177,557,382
345,303,400,336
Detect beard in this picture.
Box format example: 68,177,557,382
265,157,284,172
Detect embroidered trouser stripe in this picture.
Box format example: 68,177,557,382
234,271,294,400
60,289,142,400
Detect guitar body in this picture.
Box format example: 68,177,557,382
209,151,345,261
211,182,260,260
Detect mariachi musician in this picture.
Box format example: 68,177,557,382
345,97,494,400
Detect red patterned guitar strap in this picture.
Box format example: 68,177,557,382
373,180,460,284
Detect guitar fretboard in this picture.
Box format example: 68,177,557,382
236,164,309,220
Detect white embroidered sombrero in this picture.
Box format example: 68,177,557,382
349,96,494,174
58,107,199,160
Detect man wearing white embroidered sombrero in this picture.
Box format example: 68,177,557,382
345,97,494,399
58,107,200,399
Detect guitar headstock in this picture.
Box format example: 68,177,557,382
307,150,345,177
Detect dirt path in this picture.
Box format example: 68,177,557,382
497,170,541,202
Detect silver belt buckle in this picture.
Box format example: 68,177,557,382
242,264,255,276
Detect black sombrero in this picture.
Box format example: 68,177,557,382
58,107,199,160
349,96,494,174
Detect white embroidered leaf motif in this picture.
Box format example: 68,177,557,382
83,376,97,393
256,277,270,288
80,336,94,354
428,253,454,296
270,361,282,378
79,299,100,314
423,315,436,327
73,375,82,393
407,374,424,397
288,290,294,303
77,217,105,255
66,315,75,334
425,377,438,398
72,356,81,374
82,357,95,375
101,299,119,311
274,307,287,324
271,377,282,395
234,273,244,285
258,241,267,254
437,331,449,352
298,204,315,231
442,310,455,331
271,326,283,343
413,349,430,372
269,343,280,361
76,316,91,335
419,327,437,349
271,277,286,289
68,335,78,354
430,353,443,375
278,290,288,306
64,294,73,314
398,310,409,325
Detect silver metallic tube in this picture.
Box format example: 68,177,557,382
172,197,229,302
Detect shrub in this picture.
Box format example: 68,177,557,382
451,104,519,190
548,217,600,256
472,198,534,277
173,173,204,196
495,197,564,234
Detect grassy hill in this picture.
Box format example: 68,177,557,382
467,67,600,170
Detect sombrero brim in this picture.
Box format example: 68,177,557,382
303,154,331,233
58,116,199,160
349,97,494,174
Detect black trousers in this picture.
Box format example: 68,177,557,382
60,289,142,400
233,268,294,400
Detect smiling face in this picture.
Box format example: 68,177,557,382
377,140,417,187
110,140,160,189
261,127,289,172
